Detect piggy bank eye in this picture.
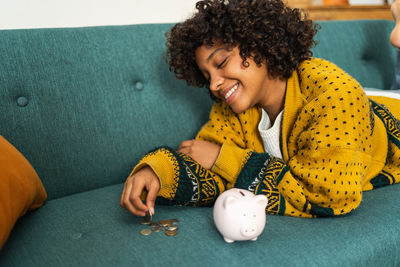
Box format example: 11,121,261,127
253,214,257,217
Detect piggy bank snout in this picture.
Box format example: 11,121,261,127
241,222,258,237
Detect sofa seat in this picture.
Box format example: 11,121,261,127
2,182,400,266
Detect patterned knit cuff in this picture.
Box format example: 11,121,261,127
130,146,179,201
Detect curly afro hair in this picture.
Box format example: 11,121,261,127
165,0,319,88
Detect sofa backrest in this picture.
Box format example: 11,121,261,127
313,20,396,90
0,24,214,200
314,20,396,89
0,20,396,200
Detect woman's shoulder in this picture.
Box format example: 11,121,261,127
296,57,363,101
298,57,352,83
299,57,340,70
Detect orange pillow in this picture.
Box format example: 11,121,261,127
0,136,47,249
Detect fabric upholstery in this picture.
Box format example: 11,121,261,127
0,24,213,200
0,20,399,265
314,20,396,90
0,136,47,249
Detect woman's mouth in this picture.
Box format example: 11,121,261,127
223,83,239,103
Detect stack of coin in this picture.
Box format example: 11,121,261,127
158,219,179,237
139,212,180,237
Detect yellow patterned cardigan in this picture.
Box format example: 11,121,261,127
131,58,400,218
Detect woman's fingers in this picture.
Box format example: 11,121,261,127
120,179,128,207
121,180,142,216
121,176,147,216
177,146,189,155
146,181,160,215
130,178,149,216
178,140,194,150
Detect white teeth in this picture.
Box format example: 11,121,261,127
224,84,238,100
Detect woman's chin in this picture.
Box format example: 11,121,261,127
229,104,247,114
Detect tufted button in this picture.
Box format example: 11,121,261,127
361,54,369,63
71,233,83,240
17,96,29,107
135,81,144,91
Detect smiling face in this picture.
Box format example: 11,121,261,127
195,42,287,116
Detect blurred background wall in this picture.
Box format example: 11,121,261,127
0,0,199,30
0,0,394,30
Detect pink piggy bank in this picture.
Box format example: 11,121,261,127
213,188,268,243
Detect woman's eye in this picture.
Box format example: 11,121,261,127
217,58,227,69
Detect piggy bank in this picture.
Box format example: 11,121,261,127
213,188,268,243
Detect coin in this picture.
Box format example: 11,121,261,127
139,216,180,236
145,210,152,222
165,229,178,236
140,229,152,236
152,225,163,232
158,220,171,227
166,225,178,231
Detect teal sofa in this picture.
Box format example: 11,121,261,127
1,20,399,266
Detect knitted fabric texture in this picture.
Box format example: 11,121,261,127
258,109,284,159
131,58,400,218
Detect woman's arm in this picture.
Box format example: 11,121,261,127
120,102,245,215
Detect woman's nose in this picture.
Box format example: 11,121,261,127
209,75,223,92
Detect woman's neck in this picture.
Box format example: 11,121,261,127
261,78,287,125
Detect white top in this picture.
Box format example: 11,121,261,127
258,109,284,159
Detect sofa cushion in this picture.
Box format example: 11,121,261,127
0,136,47,249
1,182,400,266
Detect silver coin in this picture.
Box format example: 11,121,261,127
140,221,151,225
145,210,152,222
152,225,163,232
140,229,152,236
166,225,178,231
165,229,178,236
158,220,171,226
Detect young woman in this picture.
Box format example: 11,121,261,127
120,0,400,218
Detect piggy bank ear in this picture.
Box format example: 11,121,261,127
223,196,237,210
254,195,268,208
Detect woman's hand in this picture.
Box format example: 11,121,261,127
178,139,221,170
120,166,160,217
